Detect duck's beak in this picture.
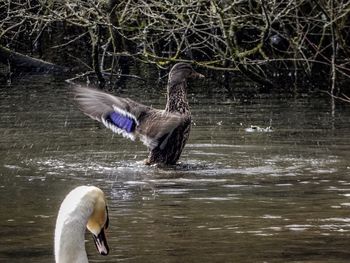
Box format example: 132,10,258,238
190,70,205,79
92,227,109,255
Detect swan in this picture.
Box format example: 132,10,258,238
54,186,109,263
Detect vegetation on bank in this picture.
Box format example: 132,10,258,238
0,0,349,99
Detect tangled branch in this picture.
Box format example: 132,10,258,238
0,0,349,91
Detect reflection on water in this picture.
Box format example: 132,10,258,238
1,74,350,262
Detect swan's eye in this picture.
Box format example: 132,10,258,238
105,206,109,229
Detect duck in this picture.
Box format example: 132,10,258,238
54,186,109,263
74,63,204,165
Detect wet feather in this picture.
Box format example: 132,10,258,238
73,63,204,164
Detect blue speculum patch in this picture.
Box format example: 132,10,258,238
107,112,136,133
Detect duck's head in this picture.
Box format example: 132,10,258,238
86,187,110,256
168,63,204,86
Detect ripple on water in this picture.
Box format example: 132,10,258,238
190,196,239,201
156,188,195,195
186,143,247,148
320,217,350,223
3,164,26,170
27,157,153,179
25,151,341,184
261,215,282,219
285,224,312,231
327,186,350,192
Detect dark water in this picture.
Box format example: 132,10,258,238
0,74,350,262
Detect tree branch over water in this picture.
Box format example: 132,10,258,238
0,0,349,93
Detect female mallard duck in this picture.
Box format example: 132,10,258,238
74,63,204,165
54,186,109,263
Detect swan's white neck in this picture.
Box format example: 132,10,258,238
54,187,96,263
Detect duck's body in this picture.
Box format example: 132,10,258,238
54,186,109,263
147,69,192,164
74,63,204,165
146,116,191,164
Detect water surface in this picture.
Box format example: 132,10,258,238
0,74,350,262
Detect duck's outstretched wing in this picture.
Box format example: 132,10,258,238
73,86,185,149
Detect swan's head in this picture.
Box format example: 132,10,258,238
86,187,110,256
55,186,110,263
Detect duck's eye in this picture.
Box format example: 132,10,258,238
105,206,109,229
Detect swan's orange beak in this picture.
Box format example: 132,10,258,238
93,205,109,256
92,226,109,255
